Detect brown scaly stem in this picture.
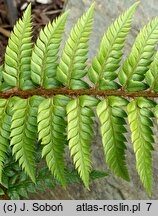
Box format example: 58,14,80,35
0,184,10,200
0,87,158,99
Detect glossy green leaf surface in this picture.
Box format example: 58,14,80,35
31,11,69,88
97,97,129,181
3,4,34,90
146,51,158,92
66,96,96,188
38,95,70,187
0,99,11,181
118,17,158,91
88,2,138,90
57,3,94,89
127,98,155,195
10,96,43,182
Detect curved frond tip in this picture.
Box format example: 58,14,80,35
119,17,158,91
38,95,70,187
31,11,69,89
3,4,34,90
57,3,95,89
88,2,139,90
127,98,155,195
67,96,97,188
97,97,130,181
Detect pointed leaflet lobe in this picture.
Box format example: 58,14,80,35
146,51,158,92
127,97,155,195
0,99,12,181
0,65,12,92
118,17,158,91
10,96,43,182
67,96,98,188
3,4,34,90
38,95,70,187
31,11,69,88
57,4,94,89
88,2,138,90
96,96,129,180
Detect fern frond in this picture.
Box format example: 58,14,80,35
88,2,138,90
118,17,158,91
154,104,158,125
31,11,69,88
96,96,129,180
10,96,43,182
0,99,10,181
127,97,155,195
3,4,33,90
67,96,98,188
146,51,158,92
0,65,11,92
57,3,94,89
38,95,70,187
